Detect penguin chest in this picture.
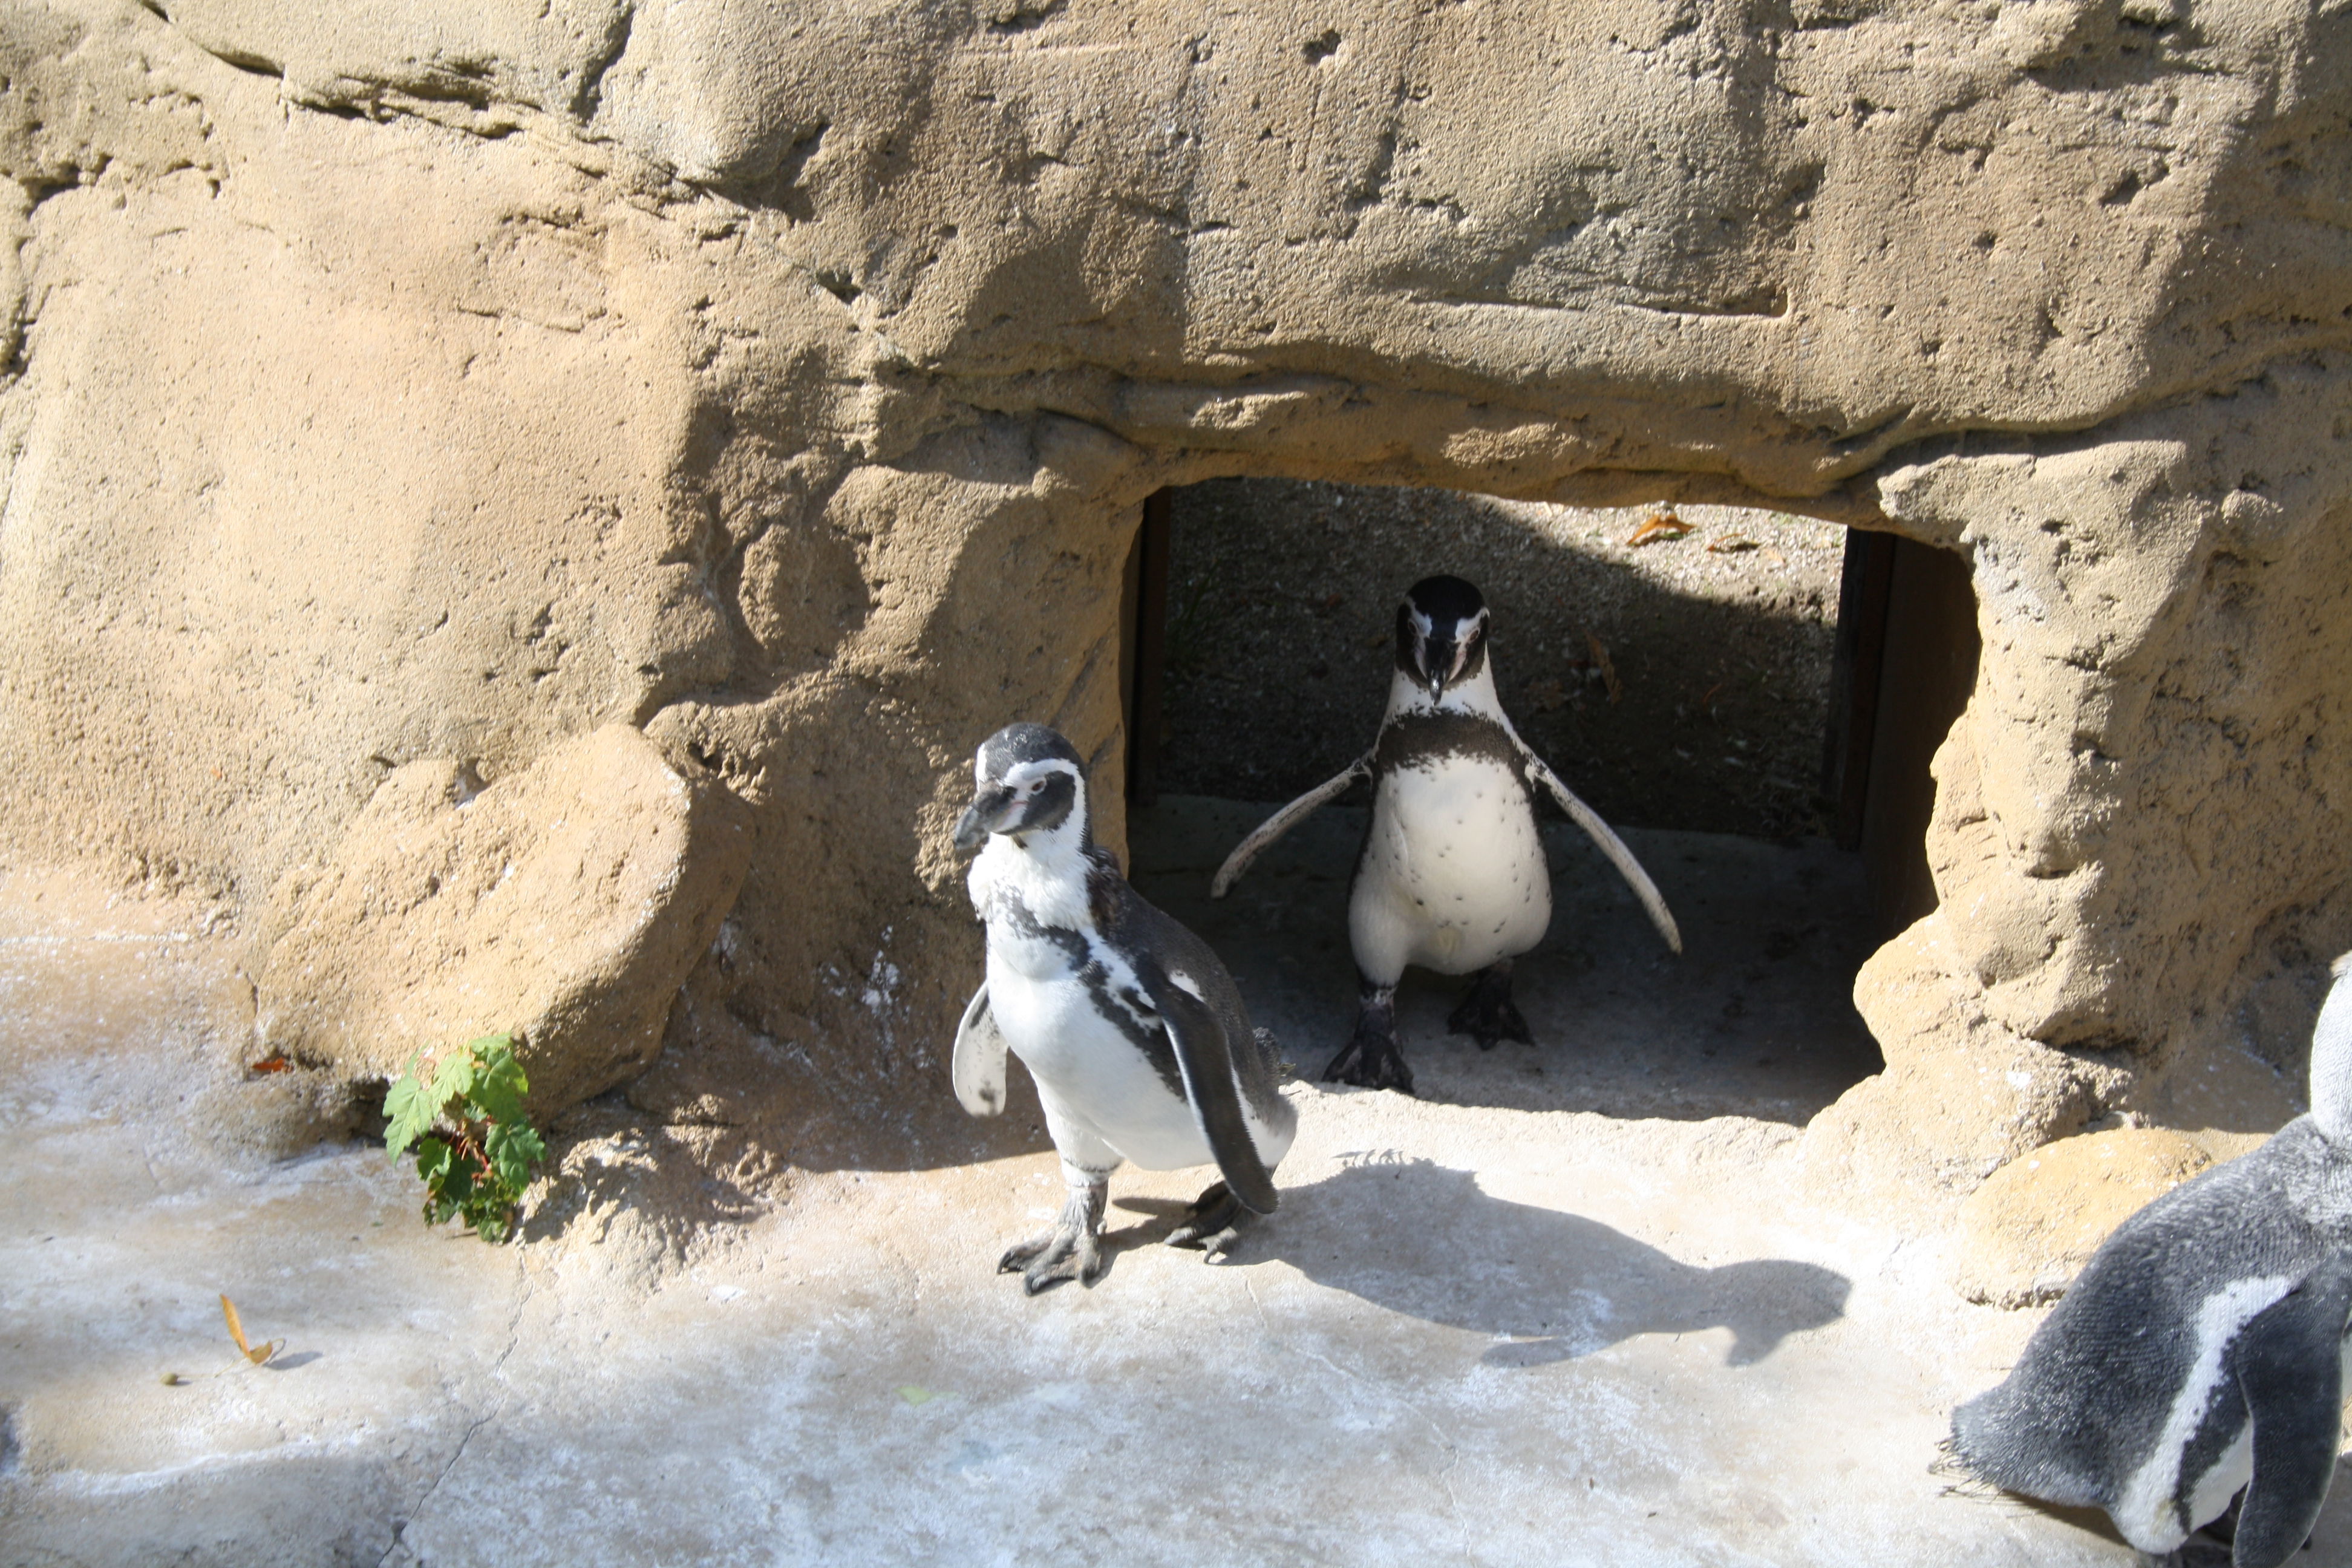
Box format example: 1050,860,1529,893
981,939,1208,1172
1353,754,1550,978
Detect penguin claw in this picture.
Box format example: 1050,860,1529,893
1447,964,1534,1050
999,1225,1105,1293
999,1183,1108,1293
1323,1031,1415,1094
1165,1181,1252,1259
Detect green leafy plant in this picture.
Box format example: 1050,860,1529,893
384,1034,546,1243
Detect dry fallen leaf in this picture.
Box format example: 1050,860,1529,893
220,1294,281,1368
1586,633,1624,704
247,1054,293,1076
1760,547,1788,568
1625,510,1693,547
1526,677,1569,713
1707,535,1759,554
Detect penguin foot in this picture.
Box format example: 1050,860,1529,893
1325,979,1413,1093
1165,1181,1254,1259
1322,1029,1415,1093
999,1184,1108,1294
1446,962,1533,1050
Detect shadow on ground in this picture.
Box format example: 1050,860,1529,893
1201,1158,1851,1367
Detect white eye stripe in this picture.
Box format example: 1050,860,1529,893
1000,759,1080,791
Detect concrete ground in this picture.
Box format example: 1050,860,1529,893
5,811,2347,1567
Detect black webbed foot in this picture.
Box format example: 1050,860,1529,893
1447,960,1533,1050
1165,1180,1255,1258
998,1180,1108,1294
1323,979,1413,1094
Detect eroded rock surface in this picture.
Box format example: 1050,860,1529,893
1954,1126,2215,1309
255,725,748,1112
4,0,2350,1178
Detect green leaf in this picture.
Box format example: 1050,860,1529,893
385,1070,441,1155
413,1134,454,1188
393,1033,543,1244
485,1119,546,1195
429,1048,477,1106
466,1041,529,1126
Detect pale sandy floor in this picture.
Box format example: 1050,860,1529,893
4,834,2347,1567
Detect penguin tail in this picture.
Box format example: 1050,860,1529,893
1928,1437,2006,1502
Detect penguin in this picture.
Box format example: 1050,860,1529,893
950,722,1298,1293
1947,952,2352,1567
1211,574,1681,1094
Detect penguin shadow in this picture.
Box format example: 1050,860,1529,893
1240,1159,1850,1367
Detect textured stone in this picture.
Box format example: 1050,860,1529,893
255,725,748,1112
4,0,2351,1171
1955,1127,2216,1309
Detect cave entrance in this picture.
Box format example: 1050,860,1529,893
1116,480,1979,1124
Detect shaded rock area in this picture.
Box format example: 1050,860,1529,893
4,0,2352,1197
1158,480,1846,840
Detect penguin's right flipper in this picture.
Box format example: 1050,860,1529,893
953,982,1010,1117
1515,746,1684,954
1209,755,1371,897
1145,965,1280,1215
2230,1263,2352,1568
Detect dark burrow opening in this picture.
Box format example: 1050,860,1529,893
1119,479,1980,1125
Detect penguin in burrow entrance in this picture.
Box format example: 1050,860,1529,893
1947,952,2352,1567
949,722,1298,1292
1210,574,1681,1095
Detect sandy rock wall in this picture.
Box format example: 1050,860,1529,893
4,0,2350,1178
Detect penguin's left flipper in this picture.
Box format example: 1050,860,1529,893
1515,744,1684,954
1209,755,1370,898
1142,965,1281,1216
953,982,1010,1117
2229,1263,2352,1568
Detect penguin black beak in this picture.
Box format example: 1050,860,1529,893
954,786,1018,852
1422,635,1453,701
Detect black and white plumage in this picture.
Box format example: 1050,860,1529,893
952,722,1298,1293
1948,952,2352,1567
1212,575,1681,1094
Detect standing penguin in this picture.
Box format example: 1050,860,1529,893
951,722,1298,1293
1212,575,1681,1094
1947,952,2352,1567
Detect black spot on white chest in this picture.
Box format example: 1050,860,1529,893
984,893,1181,1096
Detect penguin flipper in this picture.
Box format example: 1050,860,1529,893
953,982,1010,1117
2230,1264,2352,1568
1516,746,1684,954
1209,755,1370,898
1145,965,1280,1215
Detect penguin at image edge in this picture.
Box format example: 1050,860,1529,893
950,722,1298,1292
1212,573,1681,1094
1947,950,2352,1567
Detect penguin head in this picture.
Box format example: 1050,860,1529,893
1396,575,1491,702
955,722,1089,852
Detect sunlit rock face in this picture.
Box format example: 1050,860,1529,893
3,0,2348,1173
